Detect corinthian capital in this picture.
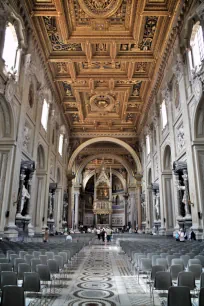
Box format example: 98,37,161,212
172,54,184,82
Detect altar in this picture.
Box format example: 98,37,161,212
93,162,112,227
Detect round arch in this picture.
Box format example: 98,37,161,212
68,137,142,174
75,153,135,184
83,169,127,191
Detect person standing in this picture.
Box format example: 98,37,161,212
96,228,101,240
179,228,185,242
43,227,49,242
106,227,111,242
101,228,105,242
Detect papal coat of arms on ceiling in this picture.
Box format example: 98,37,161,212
78,0,123,18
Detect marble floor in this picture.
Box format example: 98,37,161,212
29,238,160,306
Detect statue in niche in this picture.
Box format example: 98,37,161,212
104,189,108,197
20,185,30,215
155,191,160,220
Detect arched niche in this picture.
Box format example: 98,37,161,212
67,137,142,175
75,153,135,185
57,168,61,185
194,95,204,139
148,168,152,185
0,94,15,140
37,145,45,171
163,145,172,171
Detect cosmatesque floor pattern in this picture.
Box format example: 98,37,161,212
29,239,158,306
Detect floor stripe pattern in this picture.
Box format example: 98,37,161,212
29,241,160,306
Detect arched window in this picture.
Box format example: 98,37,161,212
41,99,49,131
161,99,168,129
188,22,204,72
146,135,150,155
58,134,64,156
2,23,20,73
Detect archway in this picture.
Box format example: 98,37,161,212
67,137,142,175
163,145,174,230
33,144,47,232
75,153,135,185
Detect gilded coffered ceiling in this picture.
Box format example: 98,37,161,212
26,0,181,139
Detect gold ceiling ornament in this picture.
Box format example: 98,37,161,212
90,94,115,112
78,0,123,19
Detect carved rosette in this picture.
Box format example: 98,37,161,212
78,0,123,19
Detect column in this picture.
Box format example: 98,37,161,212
135,175,142,232
123,193,129,226
129,189,136,229
4,54,34,238
109,168,112,227
172,53,200,234
68,181,72,229
74,189,80,231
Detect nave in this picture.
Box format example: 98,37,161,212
51,239,156,306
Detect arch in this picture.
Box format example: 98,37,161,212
37,144,45,170
68,137,142,174
75,153,134,184
0,94,15,140
194,95,204,139
83,169,127,191
163,145,172,171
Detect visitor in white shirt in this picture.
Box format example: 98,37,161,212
66,232,73,242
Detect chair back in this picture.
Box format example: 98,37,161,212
54,255,64,269
168,286,191,306
178,271,195,290
39,255,48,265
188,264,202,280
0,263,12,272
31,259,41,272
1,271,17,289
1,285,25,306
14,258,26,272
23,272,40,292
18,263,30,280
151,265,165,281
154,271,172,290
170,265,184,281
45,252,54,260
47,259,59,274
199,287,204,306
36,264,51,281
